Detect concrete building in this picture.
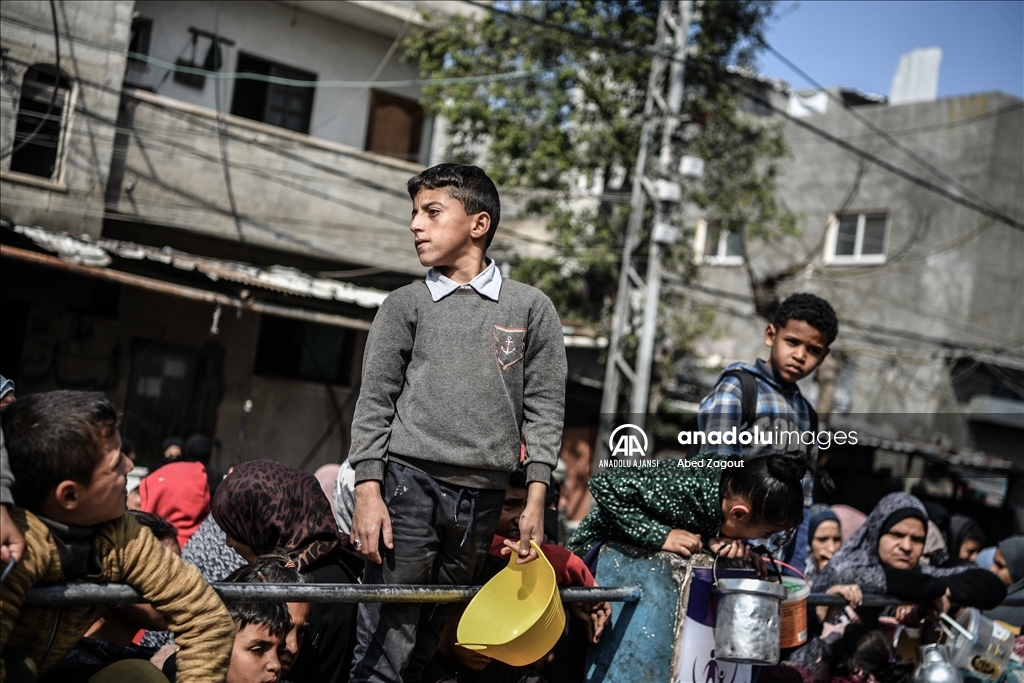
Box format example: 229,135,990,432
674,85,1024,528
2,0,535,474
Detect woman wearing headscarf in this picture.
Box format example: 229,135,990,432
788,493,1006,674
160,436,183,464
805,506,842,583
212,460,363,683
831,505,867,544
139,460,211,548
986,535,1024,626
947,514,986,564
813,492,1005,615
184,433,224,497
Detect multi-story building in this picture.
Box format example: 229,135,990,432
675,83,1023,528
1,0,502,471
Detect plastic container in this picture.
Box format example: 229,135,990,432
941,608,1013,682
456,540,565,667
779,579,810,648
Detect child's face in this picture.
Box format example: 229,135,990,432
811,520,842,570
990,548,1014,587
719,516,787,541
764,318,829,384
409,188,489,271
719,497,790,540
228,623,285,683
280,602,310,673
74,431,133,526
497,487,528,539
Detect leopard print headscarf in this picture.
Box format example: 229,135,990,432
212,459,340,571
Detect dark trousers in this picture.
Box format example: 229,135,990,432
350,461,505,683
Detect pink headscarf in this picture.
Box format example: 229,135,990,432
314,464,342,517
831,504,868,544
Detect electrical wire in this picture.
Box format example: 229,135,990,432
0,0,61,161
764,44,1013,224
210,0,248,257
725,78,1023,232
458,1,1024,233
310,4,416,133
785,101,1023,142
1,13,636,90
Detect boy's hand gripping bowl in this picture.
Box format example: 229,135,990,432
456,540,566,666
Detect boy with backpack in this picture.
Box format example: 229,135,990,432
697,292,839,570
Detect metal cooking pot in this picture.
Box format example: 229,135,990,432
714,576,787,665
913,644,963,683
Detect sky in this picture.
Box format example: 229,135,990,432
757,1,1024,100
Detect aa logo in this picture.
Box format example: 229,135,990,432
608,424,648,458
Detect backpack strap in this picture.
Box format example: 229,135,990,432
722,368,820,434
720,368,758,431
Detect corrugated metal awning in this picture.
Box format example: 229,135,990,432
2,224,383,331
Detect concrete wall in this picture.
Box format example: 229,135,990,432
691,92,1024,417
0,0,133,235
109,89,425,273
129,0,434,160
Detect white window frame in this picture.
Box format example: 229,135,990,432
693,218,744,266
0,69,77,191
823,210,890,265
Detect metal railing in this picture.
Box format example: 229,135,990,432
21,583,1024,608
23,583,642,606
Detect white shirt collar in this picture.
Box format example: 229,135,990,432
425,258,502,302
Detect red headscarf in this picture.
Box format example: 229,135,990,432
139,461,211,549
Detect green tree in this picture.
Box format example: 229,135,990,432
403,0,795,407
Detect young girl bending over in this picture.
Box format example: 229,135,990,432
567,452,807,561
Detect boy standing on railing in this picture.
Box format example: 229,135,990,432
347,163,567,683
0,390,233,682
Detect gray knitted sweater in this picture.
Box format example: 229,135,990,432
348,279,567,490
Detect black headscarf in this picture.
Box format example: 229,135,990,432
948,514,985,558
183,434,211,463
161,436,183,462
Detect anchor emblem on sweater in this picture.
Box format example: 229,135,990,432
494,325,527,370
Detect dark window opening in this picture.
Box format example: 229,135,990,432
230,53,316,134
365,90,423,161
10,65,71,179
254,316,355,385
123,344,216,470
128,17,152,64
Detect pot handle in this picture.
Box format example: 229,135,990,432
712,547,723,588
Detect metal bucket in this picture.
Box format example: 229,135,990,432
714,577,787,665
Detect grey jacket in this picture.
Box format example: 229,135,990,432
349,279,566,489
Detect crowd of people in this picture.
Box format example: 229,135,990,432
0,164,1021,683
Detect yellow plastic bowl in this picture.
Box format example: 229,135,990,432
456,540,566,666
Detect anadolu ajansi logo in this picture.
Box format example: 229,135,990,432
608,424,648,458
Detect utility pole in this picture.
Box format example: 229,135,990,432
595,0,692,467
